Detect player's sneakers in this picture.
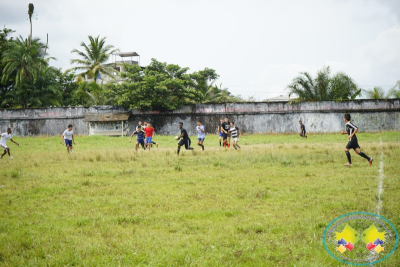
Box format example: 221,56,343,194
369,158,373,166
156,143,159,148
9,156,13,159
344,162,352,167
70,149,73,153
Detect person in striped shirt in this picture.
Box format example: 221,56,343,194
229,121,241,150
129,126,146,151
341,113,373,167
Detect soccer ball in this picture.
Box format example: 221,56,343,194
175,136,179,140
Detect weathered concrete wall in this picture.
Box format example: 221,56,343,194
0,106,128,136
1,100,399,136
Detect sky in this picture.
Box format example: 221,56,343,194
1,0,399,100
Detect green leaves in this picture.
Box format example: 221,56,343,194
69,35,118,83
288,66,360,102
110,59,223,111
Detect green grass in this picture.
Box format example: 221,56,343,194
0,132,399,266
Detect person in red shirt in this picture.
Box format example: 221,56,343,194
144,123,156,151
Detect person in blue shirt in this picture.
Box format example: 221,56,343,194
129,125,146,151
196,120,206,151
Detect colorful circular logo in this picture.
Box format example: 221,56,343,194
323,212,398,265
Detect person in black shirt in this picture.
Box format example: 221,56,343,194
176,122,193,155
299,120,307,138
221,117,231,148
341,113,373,167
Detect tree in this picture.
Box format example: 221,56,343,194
288,66,361,102
74,81,111,106
0,27,15,108
362,86,387,100
1,36,51,107
69,35,118,83
388,81,400,99
204,83,242,103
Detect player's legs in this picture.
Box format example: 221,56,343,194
344,148,352,166
135,142,139,151
197,138,204,151
227,136,231,148
219,133,222,147
1,147,8,158
354,147,373,165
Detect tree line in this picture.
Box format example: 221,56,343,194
1,3,399,110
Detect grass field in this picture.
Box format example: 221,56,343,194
0,132,399,266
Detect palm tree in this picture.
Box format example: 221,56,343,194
1,36,49,107
204,82,242,103
288,66,361,102
69,35,118,83
363,86,387,99
388,81,400,99
28,3,34,45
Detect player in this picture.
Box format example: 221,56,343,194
341,113,373,167
143,121,158,148
229,121,241,150
130,125,146,151
299,120,307,138
1,128,19,159
196,120,205,151
144,123,156,151
218,118,224,147
176,122,193,155
221,117,231,148
62,124,75,154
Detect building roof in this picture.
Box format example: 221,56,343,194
114,52,140,57
84,113,130,122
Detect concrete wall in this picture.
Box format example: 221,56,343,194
1,100,399,136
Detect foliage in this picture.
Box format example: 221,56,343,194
204,83,243,103
288,66,361,102
0,27,15,108
1,36,60,108
111,59,221,111
362,86,387,100
74,81,112,106
69,35,118,83
58,69,79,106
388,81,400,99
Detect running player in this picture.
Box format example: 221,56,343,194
176,122,193,155
218,118,224,147
299,120,307,138
143,121,158,148
341,113,373,167
221,117,231,148
62,124,75,154
144,123,155,151
196,120,205,151
229,121,241,150
1,128,19,159
130,125,146,151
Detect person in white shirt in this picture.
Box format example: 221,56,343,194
62,124,75,153
196,120,205,151
1,128,19,159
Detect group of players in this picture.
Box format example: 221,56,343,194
1,113,373,166
128,117,241,155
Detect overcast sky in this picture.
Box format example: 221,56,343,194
1,0,399,99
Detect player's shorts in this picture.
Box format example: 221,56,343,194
178,138,191,149
219,132,223,137
346,138,360,150
137,139,145,146
146,137,152,144
222,133,228,140
197,137,205,142
0,144,8,150
64,139,73,147
232,137,239,142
